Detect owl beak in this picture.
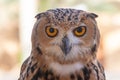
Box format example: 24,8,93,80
60,36,71,55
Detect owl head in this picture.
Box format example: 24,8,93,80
31,8,100,64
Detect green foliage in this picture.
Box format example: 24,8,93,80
2,0,18,4
37,0,119,13
88,2,119,13
17,50,23,63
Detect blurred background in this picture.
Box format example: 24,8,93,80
0,0,120,80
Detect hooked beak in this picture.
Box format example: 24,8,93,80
60,36,72,55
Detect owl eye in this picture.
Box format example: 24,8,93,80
73,26,86,37
45,26,58,37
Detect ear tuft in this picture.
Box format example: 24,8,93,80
88,13,98,19
35,12,46,20
35,13,42,20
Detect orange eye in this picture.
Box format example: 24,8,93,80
73,26,86,37
45,26,58,37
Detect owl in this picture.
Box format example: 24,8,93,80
18,8,105,80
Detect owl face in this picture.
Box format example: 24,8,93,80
32,8,100,63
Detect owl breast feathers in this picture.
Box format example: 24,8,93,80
18,8,105,80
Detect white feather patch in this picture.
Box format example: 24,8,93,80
49,62,84,75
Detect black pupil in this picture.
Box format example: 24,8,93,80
49,28,54,33
77,27,82,32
